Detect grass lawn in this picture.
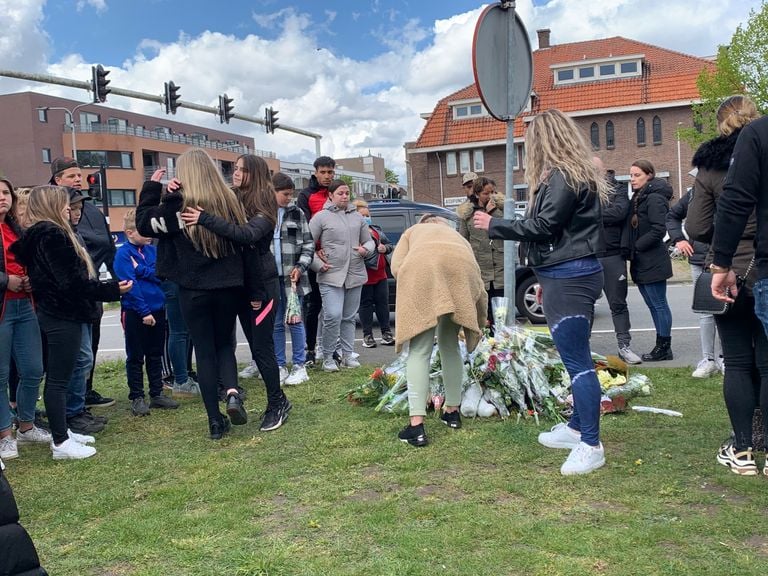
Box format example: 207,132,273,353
6,361,767,575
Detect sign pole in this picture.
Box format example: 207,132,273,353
501,0,517,305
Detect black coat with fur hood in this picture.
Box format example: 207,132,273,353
10,221,121,323
627,177,673,284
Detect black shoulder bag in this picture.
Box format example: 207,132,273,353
691,258,754,315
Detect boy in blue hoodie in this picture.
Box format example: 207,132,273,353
114,210,179,416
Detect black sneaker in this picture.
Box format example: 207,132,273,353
398,423,428,447
362,334,377,348
380,332,395,346
209,415,231,440
440,410,462,429
149,394,180,410
305,350,316,367
131,397,150,417
84,408,108,424
226,393,248,425
67,412,105,434
84,390,116,408
260,397,293,432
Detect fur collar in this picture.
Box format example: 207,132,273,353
692,130,740,171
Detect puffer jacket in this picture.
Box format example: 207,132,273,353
600,178,630,258
308,201,374,289
687,128,758,288
627,177,673,284
457,194,505,290
488,169,604,269
0,461,47,576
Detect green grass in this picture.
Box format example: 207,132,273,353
7,362,768,575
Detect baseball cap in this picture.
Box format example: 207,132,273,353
49,157,79,184
462,172,478,186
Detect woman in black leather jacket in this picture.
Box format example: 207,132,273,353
474,109,608,476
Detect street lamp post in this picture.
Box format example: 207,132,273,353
37,102,91,159
676,121,683,198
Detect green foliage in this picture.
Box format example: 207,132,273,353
684,1,768,148
384,168,399,185
338,174,354,188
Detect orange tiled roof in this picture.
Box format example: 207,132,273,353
414,36,714,149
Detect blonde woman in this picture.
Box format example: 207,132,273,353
136,149,249,440
474,109,609,475
11,186,131,460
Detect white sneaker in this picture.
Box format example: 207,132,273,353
618,345,642,365
561,442,606,476
278,366,289,384
238,360,261,379
341,356,361,368
538,422,581,449
322,359,340,372
716,356,725,374
285,365,309,386
52,437,97,460
16,425,52,444
692,359,719,378
0,436,18,460
67,429,96,445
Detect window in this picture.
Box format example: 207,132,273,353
76,150,134,169
557,69,574,82
470,104,482,115
652,116,662,145
579,66,595,79
452,102,485,119
473,149,485,172
459,151,471,174
456,106,468,117
107,118,128,132
79,112,99,129
120,152,133,169
42,148,51,163
606,121,615,149
446,152,457,176
38,109,47,123
107,189,136,207
599,64,615,76
636,117,646,146
621,61,638,74
590,122,600,149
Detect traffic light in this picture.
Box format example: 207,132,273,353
91,65,111,103
264,106,279,134
218,94,234,123
86,166,107,201
164,81,181,114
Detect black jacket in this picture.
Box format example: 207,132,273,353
77,200,116,276
665,189,709,267
10,221,121,323
600,177,630,257
0,465,47,576
488,169,604,269
712,116,768,280
627,178,673,284
135,181,244,291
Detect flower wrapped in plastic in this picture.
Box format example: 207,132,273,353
603,373,653,400
285,281,302,325
341,367,394,407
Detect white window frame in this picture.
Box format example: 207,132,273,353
445,152,457,176
42,148,51,163
459,151,471,174
553,55,643,86
473,149,485,173
451,100,486,120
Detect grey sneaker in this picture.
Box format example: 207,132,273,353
149,394,180,410
16,425,52,444
173,378,200,396
618,345,642,365
0,436,18,459
131,397,150,417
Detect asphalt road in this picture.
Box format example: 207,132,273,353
97,282,709,372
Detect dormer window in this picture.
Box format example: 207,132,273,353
552,54,644,86
451,99,486,120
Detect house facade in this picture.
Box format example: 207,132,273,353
406,31,714,209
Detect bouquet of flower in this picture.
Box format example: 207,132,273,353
341,367,394,407
285,282,302,325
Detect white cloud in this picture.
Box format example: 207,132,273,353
76,0,107,14
0,0,763,184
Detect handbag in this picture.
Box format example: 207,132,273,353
691,258,754,315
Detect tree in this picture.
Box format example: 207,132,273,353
384,168,399,185
682,1,768,147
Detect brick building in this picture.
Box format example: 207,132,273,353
405,31,715,208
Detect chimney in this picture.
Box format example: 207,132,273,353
537,28,551,49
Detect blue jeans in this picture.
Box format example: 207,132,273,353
162,280,191,385
66,323,93,418
0,299,43,431
637,280,672,338
754,278,768,339
538,271,604,446
273,280,306,367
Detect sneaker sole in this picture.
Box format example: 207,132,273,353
538,436,580,450
716,454,758,475
227,402,248,426
399,436,428,447
561,456,605,476
131,411,150,417
440,419,462,429
0,451,19,460
362,343,377,348
85,400,116,408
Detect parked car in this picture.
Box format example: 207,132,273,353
367,199,545,324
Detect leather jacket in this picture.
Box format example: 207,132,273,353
488,169,604,269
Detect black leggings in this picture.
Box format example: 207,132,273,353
179,287,240,423
714,291,768,451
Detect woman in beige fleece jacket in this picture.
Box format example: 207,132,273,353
391,214,487,446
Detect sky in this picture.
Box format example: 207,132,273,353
0,0,762,183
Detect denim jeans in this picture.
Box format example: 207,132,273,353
273,280,306,367
318,284,362,361
162,280,191,385
0,299,43,431
66,323,93,418
538,271,604,446
690,264,718,360
637,280,672,338
754,278,768,339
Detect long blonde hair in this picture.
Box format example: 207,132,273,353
26,186,96,278
524,109,609,205
177,149,247,258
716,95,759,137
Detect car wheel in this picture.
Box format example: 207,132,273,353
516,274,546,324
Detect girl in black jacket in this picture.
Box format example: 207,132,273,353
628,160,674,361
474,109,609,476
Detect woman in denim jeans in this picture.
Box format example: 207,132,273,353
474,109,609,476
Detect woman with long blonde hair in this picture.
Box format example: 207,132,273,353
11,186,130,459
136,149,250,440
474,109,608,476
